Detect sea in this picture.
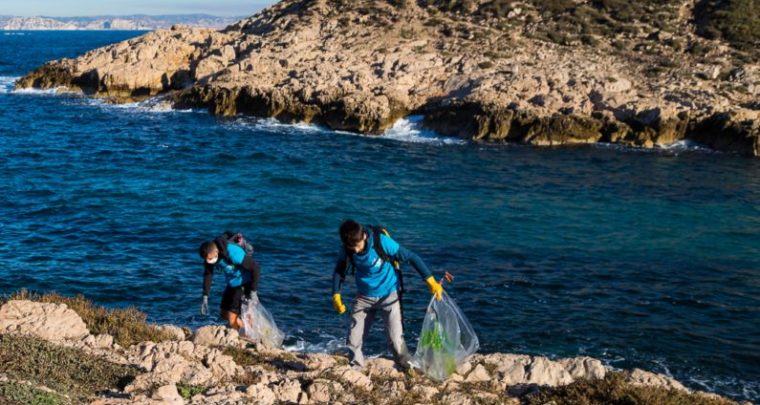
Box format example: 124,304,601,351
0,31,758,402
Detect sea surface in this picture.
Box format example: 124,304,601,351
0,31,758,402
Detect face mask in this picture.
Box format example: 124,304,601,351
206,257,218,265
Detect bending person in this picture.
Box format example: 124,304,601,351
199,233,260,330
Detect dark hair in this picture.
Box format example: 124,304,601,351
199,240,218,259
339,220,364,247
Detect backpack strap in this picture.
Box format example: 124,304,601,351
369,225,399,270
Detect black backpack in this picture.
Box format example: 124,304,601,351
221,231,254,255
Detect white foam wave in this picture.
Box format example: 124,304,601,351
0,76,18,94
79,95,199,114
657,139,713,152
283,333,345,354
595,140,714,155
250,117,330,134
230,115,467,146
383,115,467,145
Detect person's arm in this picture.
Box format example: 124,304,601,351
332,249,348,295
332,249,348,314
203,263,214,297
379,234,433,279
380,234,442,300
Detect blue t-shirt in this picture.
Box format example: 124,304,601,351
333,228,433,298
215,243,251,288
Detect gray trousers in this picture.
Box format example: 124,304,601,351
347,291,411,368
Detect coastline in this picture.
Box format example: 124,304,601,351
13,0,760,156
0,293,749,405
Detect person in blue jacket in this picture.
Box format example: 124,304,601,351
331,219,444,369
199,234,260,330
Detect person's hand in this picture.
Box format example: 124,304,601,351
201,295,209,315
426,276,444,301
332,293,346,315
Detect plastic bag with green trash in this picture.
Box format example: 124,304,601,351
412,291,479,381
240,293,284,349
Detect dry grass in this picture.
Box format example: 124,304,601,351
3,289,175,347
0,334,138,404
527,372,738,405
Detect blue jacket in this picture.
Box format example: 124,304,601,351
332,228,433,298
203,240,260,296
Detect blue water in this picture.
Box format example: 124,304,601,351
0,31,759,401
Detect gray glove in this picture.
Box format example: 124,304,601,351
201,295,209,316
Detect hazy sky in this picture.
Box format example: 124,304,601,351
1,0,279,17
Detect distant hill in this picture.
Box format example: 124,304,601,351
0,14,245,30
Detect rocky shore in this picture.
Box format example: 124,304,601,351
0,295,749,405
14,0,760,156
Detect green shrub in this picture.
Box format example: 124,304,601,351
695,0,760,52
0,382,66,405
176,384,207,400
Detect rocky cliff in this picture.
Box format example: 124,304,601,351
0,298,745,405
15,0,760,156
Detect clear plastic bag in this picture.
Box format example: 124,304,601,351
240,293,284,349
412,291,479,381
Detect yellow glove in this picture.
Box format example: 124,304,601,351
426,276,444,301
332,293,346,315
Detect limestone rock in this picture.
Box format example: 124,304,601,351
334,366,372,390
192,325,242,348
153,384,184,405
0,300,89,342
273,378,303,403
366,357,402,379
626,368,689,392
464,364,491,383
307,379,342,403
558,356,606,380
245,383,277,405
526,356,574,386
158,325,187,341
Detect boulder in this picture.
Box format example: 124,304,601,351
153,384,184,405
0,300,89,342
307,379,342,403
334,366,372,390
192,325,242,348
525,356,574,386
625,368,689,392
464,364,491,383
245,383,277,405
558,356,606,380
158,325,187,341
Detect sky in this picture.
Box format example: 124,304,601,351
0,0,279,17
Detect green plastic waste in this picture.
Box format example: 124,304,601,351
412,291,479,381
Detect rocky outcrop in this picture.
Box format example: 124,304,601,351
0,299,89,342
0,299,744,404
15,0,760,156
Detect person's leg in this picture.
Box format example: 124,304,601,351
347,295,377,368
220,286,244,330
380,291,411,368
223,310,244,330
